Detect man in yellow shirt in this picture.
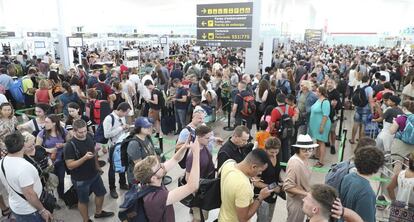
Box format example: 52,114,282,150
219,149,272,222
22,68,37,107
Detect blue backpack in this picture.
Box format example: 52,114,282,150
396,114,414,145
94,114,114,144
325,161,355,192
118,185,160,222
112,136,139,173
9,78,25,104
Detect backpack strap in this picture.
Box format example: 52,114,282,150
109,114,115,127
33,118,40,133
69,140,81,160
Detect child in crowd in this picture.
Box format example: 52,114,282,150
255,120,270,149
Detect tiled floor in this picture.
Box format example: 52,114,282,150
2,109,386,222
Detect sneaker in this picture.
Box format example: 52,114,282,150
110,189,118,199
120,184,129,190
330,146,336,155
94,211,115,218
94,210,114,218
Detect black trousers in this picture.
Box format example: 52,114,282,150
108,146,126,190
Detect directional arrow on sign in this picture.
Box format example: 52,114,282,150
201,8,207,14
202,33,207,39
201,21,207,27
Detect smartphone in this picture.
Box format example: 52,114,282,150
268,182,278,190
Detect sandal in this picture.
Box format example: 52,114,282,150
348,139,355,144
2,207,11,217
314,161,324,168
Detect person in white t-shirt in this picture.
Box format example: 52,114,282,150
0,132,52,221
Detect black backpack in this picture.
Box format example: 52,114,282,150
120,135,155,171
352,85,369,107
275,105,294,139
153,88,166,110
118,185,160,222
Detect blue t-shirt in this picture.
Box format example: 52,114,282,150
340,172,376,222
175,87,188,110
59,92,80,116
0,74,13,90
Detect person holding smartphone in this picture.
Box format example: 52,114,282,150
252,137,284,222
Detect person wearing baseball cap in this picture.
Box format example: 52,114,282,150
283,134,318,222
125,117,156,186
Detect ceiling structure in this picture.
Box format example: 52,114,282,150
0,0,412,35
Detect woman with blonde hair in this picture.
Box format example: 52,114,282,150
35,79,54,105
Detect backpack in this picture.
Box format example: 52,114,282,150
153,88,166,110
90,100,111,125
119,136,144,172
275,105,294,139
277,79,289,95
9,78,25,104
352,85,369,107
94,114,114,144
118,185,160,222
95,83,108,100
325,161,355,192
112,141,126,173
396,114,414,145
237,93,256,117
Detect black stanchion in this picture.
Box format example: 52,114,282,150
158,137,172,185
223,101,234,131
339,128,348,162
337,93,346,140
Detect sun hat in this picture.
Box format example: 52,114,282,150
292,134,319,148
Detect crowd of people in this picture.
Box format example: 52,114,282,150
0,41,413,222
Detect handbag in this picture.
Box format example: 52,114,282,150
389,200,414,222
177,172,221,210
63,185,78,208
1,159,56,213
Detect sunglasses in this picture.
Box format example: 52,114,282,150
143,163,164,183
300,148,315,153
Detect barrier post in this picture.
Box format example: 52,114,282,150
337,92,346,140
338,128,348,162
223,102,235,131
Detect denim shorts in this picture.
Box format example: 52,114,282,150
72,174,106,203
13,211,44,222
354,107,370,123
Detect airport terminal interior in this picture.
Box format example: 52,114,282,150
1,0,414,221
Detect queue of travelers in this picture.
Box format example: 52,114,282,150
0,42,413,222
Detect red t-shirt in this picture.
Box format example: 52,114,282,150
270,105,295,130
120,64,128,75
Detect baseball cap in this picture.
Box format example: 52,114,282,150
134,117,153,128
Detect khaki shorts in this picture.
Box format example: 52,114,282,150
148,108,160,121
191,207,209,221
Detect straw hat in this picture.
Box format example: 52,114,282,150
292,134,319,148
